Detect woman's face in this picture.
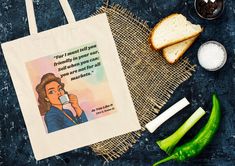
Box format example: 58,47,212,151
45,81,65,105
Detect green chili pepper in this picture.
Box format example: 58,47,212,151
156,107,206,155
153,93,221,166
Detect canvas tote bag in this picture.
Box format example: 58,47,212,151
1,0,140,160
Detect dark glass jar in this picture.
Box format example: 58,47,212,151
194,0,224,20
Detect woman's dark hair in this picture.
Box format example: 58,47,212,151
36,73,64,115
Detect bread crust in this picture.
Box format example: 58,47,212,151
149,13,203,50
163,34,200,64
149,13,179,50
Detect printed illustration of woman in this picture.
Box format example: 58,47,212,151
36,73,88,133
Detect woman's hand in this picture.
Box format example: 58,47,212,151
69,94,82,116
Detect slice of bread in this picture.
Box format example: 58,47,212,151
163,35,199,64
149,13,202,50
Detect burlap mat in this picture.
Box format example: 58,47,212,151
90,4,196,161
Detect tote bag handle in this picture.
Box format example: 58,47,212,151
25,0,109,35
25,0,76,35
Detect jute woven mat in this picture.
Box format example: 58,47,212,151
90,4,196,161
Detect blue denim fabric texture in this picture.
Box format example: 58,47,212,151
45,106,88,133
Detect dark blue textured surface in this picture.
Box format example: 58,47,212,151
0,0,235,165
